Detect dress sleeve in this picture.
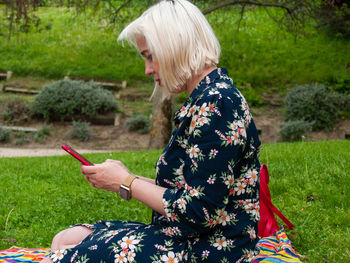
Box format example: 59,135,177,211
161,88,257,238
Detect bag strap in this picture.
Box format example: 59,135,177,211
260,164,294,230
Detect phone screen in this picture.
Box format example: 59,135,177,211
61,144,94,166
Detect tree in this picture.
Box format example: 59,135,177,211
1,0,41,42
148,86,174,149
313,0,350,38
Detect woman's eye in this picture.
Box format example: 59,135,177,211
147,54,153,61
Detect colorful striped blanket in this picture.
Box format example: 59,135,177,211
0,247,50,262
0,230,302,263
253,229,303,263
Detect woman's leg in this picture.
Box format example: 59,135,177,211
40,226,94,263
51,226,94,250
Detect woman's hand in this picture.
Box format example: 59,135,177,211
80,159,131,192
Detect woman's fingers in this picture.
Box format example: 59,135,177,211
80,159,130,192
80,164,101,175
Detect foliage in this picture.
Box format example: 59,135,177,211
239,85,263,107
30,79,119,121
279,120,313,142
1,98,31,124
331,74,350,94
0,141,350,262
34,124,52,142
68,121,91,142
2,0,316,36
0,7,348,90
175,91,189,105
126,114,150,134
0,126,11,142
0,0,41,41
313,1,350,38
284,83,344,131
14,131,31,145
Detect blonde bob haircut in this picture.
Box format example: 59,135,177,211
118,0,221,93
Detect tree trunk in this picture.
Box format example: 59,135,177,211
148,86,174,149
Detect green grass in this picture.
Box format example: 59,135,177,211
0,6,145,82
0,6,348,92
210,8,349,89
0,140,349,262
260,141,350,262
0,149,160,249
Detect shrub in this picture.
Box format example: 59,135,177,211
332,75,350,94
338,93,350,119
31,79,119,121
284,84,343,131
15,131,31,145
280,120,314,142
0,127,11,143
126,115,150,134
34,124,52,142
2,98,30,124
68,121,91,142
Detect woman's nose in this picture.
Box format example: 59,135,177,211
145,60,154,76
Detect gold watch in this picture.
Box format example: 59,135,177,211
119,174,137,200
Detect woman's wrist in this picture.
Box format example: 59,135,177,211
119,174,138,200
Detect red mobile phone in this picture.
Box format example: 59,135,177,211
61,144,94,166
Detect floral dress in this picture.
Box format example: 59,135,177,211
50,68,261,263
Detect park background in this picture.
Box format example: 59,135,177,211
0,0,349,262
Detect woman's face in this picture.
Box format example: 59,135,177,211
136,36,161,86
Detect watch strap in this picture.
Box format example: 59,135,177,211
122,174,137,188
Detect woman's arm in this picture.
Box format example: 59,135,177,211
130,178,166,215
80,160,165,215
135,176,156,184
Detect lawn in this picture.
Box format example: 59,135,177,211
0,140,349,262
0,6,348,92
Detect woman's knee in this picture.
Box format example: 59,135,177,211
51,226,93,251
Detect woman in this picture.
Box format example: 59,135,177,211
42,0,261,262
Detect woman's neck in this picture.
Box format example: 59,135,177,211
186,65,217,95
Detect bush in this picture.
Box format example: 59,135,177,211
332,75,350,94
15,131,31,145
2,98,30,124
126,115,150,134
280,120,314,142
68,121,91,142
0,127,11,143
284,84,343,131
31,79,119,121
34,124,52,142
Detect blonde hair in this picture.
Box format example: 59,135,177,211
118,0,221,93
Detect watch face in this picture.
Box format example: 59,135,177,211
120,185,130,200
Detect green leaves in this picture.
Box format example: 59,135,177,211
30,79,119,121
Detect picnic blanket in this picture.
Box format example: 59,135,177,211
0,230,302,263
0,247,50,262
253,229,303,263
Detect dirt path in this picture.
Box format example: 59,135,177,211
0,147,108,158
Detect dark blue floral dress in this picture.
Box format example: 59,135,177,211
50,68,261,263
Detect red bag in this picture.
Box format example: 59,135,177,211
258,164,294,237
